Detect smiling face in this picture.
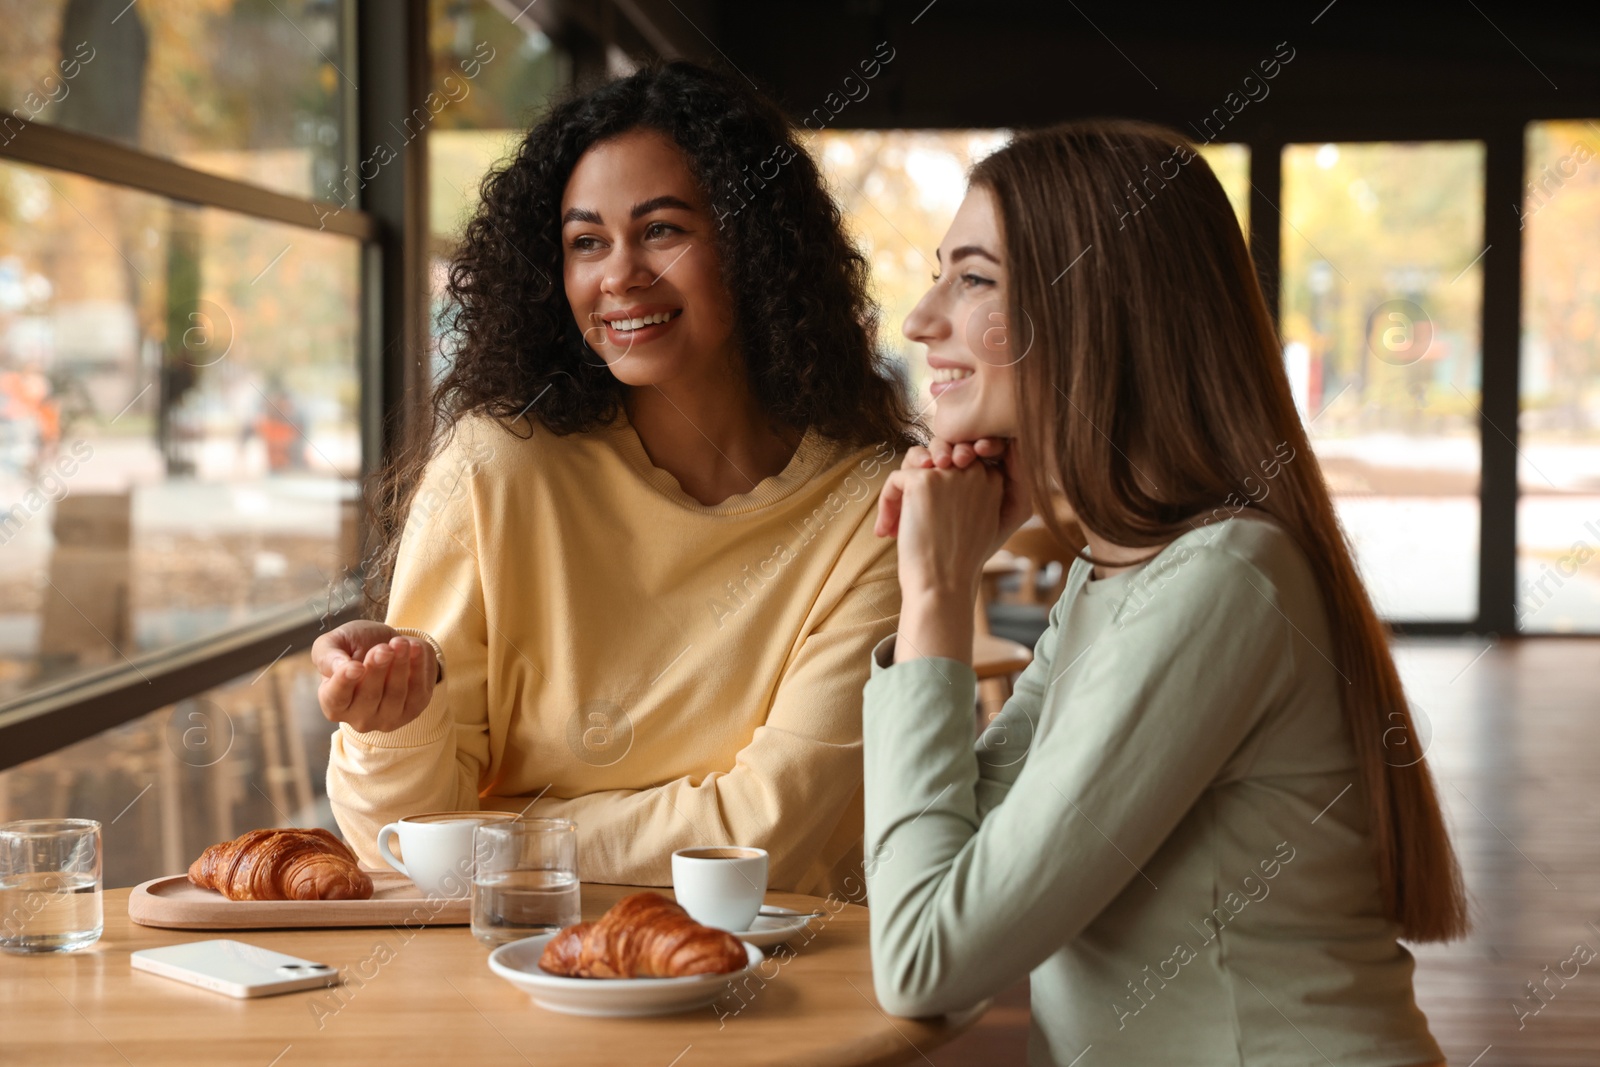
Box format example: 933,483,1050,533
561,128,740,387
903,185,1023,442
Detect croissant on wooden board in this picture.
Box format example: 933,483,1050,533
538,891,749,978
188,828,374,902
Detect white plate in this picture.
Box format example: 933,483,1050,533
730,907,820,948
488,933,764,1017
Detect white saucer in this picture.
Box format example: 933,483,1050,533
488,933,763,1017
730,907,821,948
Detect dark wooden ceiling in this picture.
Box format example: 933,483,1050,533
593,0,1600,138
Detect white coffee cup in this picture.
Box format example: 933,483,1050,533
376,810,516,899
671,846,768,932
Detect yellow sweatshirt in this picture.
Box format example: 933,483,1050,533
326,409,902,896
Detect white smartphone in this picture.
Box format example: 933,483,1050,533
131,939,342,998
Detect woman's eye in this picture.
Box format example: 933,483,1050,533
644,221,681,240
960,273,994,289
570,235,601,252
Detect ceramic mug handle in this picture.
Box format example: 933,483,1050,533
376,823,408,878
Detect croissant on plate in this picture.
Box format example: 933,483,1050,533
188,828,374,902
538,891,749,978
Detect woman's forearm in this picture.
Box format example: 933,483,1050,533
894,587,977,666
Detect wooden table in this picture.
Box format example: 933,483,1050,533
0,883,988,1067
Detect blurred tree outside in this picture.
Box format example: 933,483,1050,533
1523,120,1600,437
425,0,570,381
1281,141,1485,441
1518,120,1600,631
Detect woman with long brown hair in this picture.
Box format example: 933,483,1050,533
312,61,916,896
863,119,1465,1064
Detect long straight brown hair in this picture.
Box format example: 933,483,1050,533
971,120,1469,942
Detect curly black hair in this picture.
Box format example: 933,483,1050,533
364,61,917,612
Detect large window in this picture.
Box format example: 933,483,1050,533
1280,141,1486,622
0,161,363,703
1519,120,1600,632
0,2,372,740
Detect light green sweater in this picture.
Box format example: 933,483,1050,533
861,515,1443,1066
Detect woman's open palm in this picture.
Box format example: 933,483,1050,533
312,620,437,733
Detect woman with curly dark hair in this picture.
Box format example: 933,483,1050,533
313,61,917,897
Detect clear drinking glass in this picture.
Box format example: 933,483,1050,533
0,819,103,953
471,818,580,947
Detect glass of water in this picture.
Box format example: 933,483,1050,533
0,818,103,953
471,818,579,947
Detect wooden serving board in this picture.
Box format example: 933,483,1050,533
127,869,471,930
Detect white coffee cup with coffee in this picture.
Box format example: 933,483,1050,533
376,810,516,899
671,846,768,932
